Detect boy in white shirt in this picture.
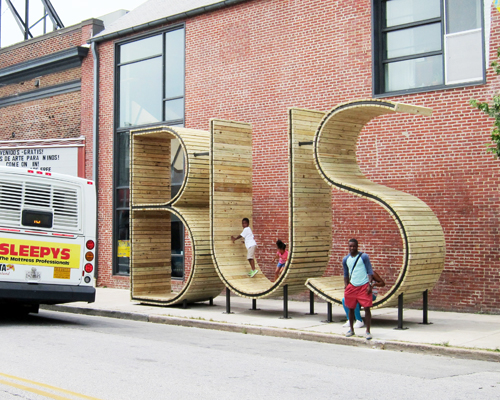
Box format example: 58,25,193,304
231,218,258,277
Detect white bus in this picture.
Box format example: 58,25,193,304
0,167,96,313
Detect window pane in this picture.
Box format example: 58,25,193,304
165,29,185,99
120,58,162,127
446,0,481,34
385,55,443,92
117,132,130,187
120,35,162,63
116,209,130,274
171,215,184,278
386,23,441,59
386,0,441,27
164,98,184,121
446,30,483,83
171,139,184,184
117,188,130,208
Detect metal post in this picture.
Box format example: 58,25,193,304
43,6,46,34
182,299,188,309
280,285,291,319
419,289,432,325
394,293,408,330
209,297,213,306
321,302,333,323
223,287,233,314
305,290,317,315
249,299,259,310
24,0,29,40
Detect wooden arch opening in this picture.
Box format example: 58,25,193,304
305,100,446,308
130,126,224,305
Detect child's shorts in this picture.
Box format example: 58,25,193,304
247,245,256,260
276,262,286,269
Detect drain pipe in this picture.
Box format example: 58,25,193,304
91,40,100,279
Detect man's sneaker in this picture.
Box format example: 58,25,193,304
365,332,372,340
247,271,252,276
250,269,259,277
342,321,350,328
354,320,365,329
345,330,354,337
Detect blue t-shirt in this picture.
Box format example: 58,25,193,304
342,252,373,287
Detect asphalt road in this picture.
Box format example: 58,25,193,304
0,310,498,400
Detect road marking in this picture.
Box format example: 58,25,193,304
0,372,102,400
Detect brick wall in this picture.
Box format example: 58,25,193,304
96,0,500,313
0,21,96,145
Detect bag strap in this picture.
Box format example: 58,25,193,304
348,252,363,283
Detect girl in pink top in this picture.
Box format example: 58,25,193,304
273,239,288,282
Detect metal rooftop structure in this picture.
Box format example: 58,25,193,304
1,0,64,47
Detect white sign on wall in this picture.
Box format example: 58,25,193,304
0,147,79,176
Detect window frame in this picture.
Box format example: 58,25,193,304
372,0,486,97
112,24,186,277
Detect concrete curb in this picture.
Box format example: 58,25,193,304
41,304,500,363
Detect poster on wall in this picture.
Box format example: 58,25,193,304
0,139,85,177
0,147,79,176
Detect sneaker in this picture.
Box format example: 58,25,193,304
345,330,354,337
365,332,372,340
354,320,365,329
250,269,259,277
247,271,252,276
342,321,350,328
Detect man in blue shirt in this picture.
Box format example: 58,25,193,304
343,238,374,340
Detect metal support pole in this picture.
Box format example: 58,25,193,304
305,290,317,315
280,284,291,319
394,293,408,330
249,299,259,310
182,299,188,309
223,287,233,314
419,289,432,325
321,302,334,323
24,0,29,40
209,297,213,306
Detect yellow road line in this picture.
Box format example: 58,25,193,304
0,373,103,400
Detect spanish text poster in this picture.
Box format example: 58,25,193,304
0,147,79,176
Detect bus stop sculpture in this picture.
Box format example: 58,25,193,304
130,100,445,320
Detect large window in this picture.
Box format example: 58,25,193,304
114,26,185,276
374,0,484,95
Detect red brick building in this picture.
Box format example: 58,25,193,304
0,19,103,179
88,0,500,313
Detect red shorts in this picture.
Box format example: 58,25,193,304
344,283,373,310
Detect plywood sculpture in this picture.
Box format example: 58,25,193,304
305,100,446,308
210,116,332,298
129,99,445,312
130,126,224,305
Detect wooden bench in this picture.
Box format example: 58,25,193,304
130,126,224,306
305,100,446,325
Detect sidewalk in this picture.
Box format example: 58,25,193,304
42,288,500,362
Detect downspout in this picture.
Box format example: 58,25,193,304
91,40,99,279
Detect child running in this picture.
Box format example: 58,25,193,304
231,218,259,277
272,239,288,282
